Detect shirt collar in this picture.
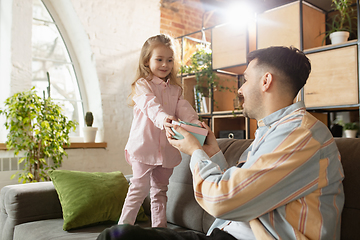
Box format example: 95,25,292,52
151,75,169,86
257,101,305,127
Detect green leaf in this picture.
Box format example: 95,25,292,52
18,157,26,164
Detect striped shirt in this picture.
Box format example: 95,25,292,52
190,101,344,240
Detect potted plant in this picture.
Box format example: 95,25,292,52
83,111,98,142
0,87,77,183
180,44,237,112
322,0,356,45
343,122,358,138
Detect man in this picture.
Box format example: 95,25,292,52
98,46,344,240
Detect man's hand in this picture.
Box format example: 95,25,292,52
167,126,202,155
200,122,220,158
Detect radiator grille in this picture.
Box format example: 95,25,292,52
0,157,25,171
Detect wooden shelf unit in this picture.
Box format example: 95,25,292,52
178,0,359,138
256,0,360,130
304,44,358,108
212,114,247,139
178,24,252,139
257,1,325,50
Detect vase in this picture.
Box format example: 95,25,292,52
329,31,349,45
344,129,357,138
83,127,98,142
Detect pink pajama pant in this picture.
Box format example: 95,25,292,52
118,160,173,228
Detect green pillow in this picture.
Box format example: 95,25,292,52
49,170,148,231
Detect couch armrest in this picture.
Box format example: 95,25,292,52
0,182,62,240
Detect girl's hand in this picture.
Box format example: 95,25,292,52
164,115,177,137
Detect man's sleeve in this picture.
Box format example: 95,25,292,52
189,122,331,222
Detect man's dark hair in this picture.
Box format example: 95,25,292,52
247,46,311,97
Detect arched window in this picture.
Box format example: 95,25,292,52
32,0,83,136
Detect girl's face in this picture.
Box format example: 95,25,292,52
148,45,174,80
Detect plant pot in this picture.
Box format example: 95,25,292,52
83,127,98,142
329,31,349,45
344,129,357,138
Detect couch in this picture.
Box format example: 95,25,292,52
0,138,359,239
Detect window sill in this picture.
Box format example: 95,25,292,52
0,142,107,150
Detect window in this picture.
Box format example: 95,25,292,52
32,0,83,136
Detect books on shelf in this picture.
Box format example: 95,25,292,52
194,86,210,114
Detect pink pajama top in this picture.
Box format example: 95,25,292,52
125,76,201,168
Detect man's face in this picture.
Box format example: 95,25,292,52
238,59,264,120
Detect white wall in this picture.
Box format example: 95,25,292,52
66,0,161,174
0,0,161,188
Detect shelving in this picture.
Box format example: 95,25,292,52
212,23,248,71
178,23,253,139
181,75,212,115
178,0,359,139
255,0,359,133
212,115,246,140
257,1,325,50
304,44,358,108
180,71,248,138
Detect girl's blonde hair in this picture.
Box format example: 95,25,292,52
128,33,181,106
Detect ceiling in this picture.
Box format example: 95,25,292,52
200,0,335,13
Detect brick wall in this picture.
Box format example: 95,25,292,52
160,0,205,38
160,0,222,63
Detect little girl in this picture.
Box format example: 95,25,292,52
119,33,201,228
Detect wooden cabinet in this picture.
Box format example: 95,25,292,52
213,73,238,112
212,24,247,71
210,22,258,139
181,75,211,114
179,24,253,139
257,2,325,50
304,44,358,108
212,115,246,139
181,72,250,138
256,0,359,131
179,0,359,138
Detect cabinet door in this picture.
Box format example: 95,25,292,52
212,24,247,70
257,2,324,50
257,2,301,49
304,45,358,108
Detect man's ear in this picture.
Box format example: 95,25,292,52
261,72,273,92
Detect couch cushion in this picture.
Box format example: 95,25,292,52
13,218,112,240
49,170,147,231
166,139,254,234
217,138,253,166
334,138,360,240
167,153,207,232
